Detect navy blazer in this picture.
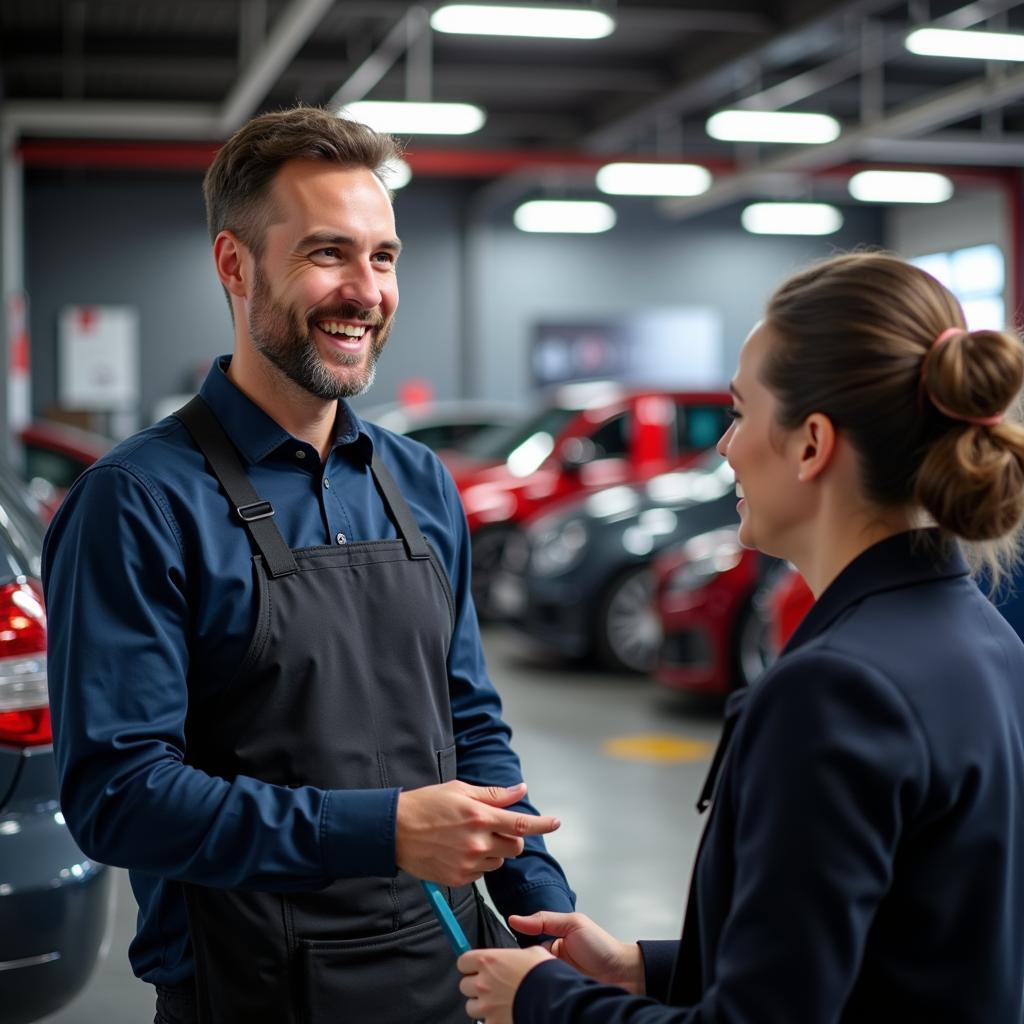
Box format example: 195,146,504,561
516,530,1024,1023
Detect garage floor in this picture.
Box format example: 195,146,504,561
39,626,724,1023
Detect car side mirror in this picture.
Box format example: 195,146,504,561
558,436,596,470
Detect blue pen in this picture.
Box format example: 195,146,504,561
421,880,472,956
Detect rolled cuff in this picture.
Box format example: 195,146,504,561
321,787,400,878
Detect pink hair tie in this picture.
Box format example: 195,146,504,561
924,327,1004,427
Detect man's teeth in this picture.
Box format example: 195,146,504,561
318,322,367,337
736,483,745,498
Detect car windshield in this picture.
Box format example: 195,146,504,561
0,466,44,583
459,406,578,462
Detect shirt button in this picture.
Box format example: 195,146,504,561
336,532,347,545
323,478,331,489
295,450,306,459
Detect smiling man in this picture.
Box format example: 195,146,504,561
42,106,574,1024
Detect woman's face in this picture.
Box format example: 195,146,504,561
717,322,808,558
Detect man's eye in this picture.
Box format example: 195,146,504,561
316,248,339,258
373,252,395,265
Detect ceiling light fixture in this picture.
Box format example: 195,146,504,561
906,27,1024,61
343,101,486,135
513,200,617,234
706,110,841,144
431,4,615,39
741,202,843,236
595,162,712,196
848,170,953,204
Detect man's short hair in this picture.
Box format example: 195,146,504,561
203,105,401,260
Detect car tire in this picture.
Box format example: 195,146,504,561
471,525,517,621
731,596,774,690
594,566,661,674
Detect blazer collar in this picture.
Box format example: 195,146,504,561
782,529,970,657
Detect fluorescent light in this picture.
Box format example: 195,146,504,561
596,162,712,196
431,4,615,39
741,202,843,236
513,200,616,233
906,27,1024,61
848,170,953,204
706,110,840,144
343,101,485,135
379,158,412,189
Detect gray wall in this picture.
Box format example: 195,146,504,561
25,170,465,427
24,168,885,428
470,197,886,400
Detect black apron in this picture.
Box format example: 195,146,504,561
174,397,515,1024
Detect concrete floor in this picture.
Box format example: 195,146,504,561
39,625,723,1023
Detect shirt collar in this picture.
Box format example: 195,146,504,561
199,355,374,465
782,528,970,657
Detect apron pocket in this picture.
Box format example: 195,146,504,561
297,888,476,1024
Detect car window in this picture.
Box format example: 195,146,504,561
23,444,92,491
461,407,577,461
0,466,44,584
405,423,491,451
676,404,730,452
586,413,629,458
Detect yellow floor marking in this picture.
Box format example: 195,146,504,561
603,734,714,763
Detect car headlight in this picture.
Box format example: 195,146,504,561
530,518,589,576
666,528,743,592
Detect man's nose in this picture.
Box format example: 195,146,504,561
337,260,383,310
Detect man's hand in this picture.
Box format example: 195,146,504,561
457,946,552,1024
395,781,560,886
509,911,645,994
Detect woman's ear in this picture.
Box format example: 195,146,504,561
796,413,837,483
213,230,251,299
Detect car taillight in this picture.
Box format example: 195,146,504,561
0,580,50,747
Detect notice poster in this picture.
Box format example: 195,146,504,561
59,304,139,411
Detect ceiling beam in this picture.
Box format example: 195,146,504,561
660,61,1024,219
582,0,903,152
1,0,334,139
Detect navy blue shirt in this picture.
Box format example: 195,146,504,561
43,357,574,985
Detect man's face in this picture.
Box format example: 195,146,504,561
246,160,400,400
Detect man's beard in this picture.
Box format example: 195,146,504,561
248,265,392,400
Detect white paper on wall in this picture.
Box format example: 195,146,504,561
59,305,140,411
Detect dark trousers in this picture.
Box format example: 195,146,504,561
154,981,199,1024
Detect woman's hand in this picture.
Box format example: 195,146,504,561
509,911,645,994
458,946,553,1024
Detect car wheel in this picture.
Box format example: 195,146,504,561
471,526,516,620
595,566,661,673
732,597,774,689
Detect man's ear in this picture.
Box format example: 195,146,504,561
213,230,251,299
796,413,837,483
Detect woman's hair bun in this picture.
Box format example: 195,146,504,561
916,328,1024,545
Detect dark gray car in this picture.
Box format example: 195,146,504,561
0,464,112,1023
496,452,739,672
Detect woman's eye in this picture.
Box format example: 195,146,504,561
726,407,742,422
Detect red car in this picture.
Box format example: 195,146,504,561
767,564,815,655
652,527,812,696
442,382,732,616
18,420,111,520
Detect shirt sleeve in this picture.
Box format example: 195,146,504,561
513,649,929,1023
43,462,398,890
434,459,576,922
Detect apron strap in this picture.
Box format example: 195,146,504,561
174,396,299,578
370,451,430,560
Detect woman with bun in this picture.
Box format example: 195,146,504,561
458,251,1024,1023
